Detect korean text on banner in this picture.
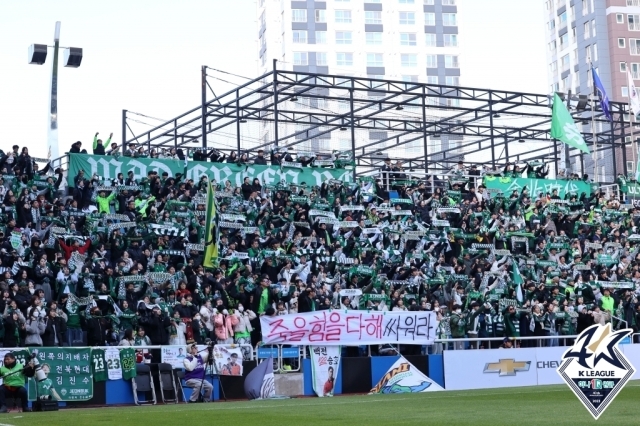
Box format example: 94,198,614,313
310,346,341,397
27,348,93,401
260,310,438,345
482,176,591,199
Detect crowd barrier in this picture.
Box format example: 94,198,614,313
0,338,637,407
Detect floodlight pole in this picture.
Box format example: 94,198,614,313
48,21,61,160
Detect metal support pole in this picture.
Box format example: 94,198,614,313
236,89,241,155
122,109,127,153
504,135,509,164
589,60,598,182
488,92,495,168
620,105,627,177
422,86,428,175
48,21,61,160
273,59,279,147
611,119,617,179
349,83,356,181
554,140,559,176
174,119,178,149
564,90,572,172
201,65,208,149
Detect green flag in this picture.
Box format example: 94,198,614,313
550,93,590,154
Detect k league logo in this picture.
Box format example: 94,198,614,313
557,324,635,419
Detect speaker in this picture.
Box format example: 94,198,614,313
28,44,48,65
64,47,83,68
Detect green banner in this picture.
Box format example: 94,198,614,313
482,176,591,199
26,348,93,401
67,154,352,187
624,183,640,197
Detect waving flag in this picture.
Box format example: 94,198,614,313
550,93,590,154
203,179,218,268
513,262,524,304
592,68,612,121
628,69,640,118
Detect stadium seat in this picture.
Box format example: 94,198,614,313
158,363,178,404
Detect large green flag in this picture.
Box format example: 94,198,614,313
513,262,524,305
550,93,590,154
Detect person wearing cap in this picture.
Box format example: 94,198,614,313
254,149,267,165
221,353,242,376
183,343,213,403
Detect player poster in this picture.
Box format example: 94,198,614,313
310,346,341,397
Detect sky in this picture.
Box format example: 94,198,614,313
0,0,547,159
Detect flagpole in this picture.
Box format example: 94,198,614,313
589,57,598,183
628,64,639,181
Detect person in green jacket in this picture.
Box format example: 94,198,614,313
95,190,116,214
503,305,521,338
0,352,35,412
450,304,467,350
118,300,138,336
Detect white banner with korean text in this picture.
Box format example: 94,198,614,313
260,310,439,345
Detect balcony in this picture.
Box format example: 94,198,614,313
633,71,640,80
631,46,640,55
629,22,640,31
628,0,640,7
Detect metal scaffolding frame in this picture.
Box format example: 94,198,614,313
122,62,635,181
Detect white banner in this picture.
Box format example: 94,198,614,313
161,345,189,369
370,356,443,394
105,347,123,380
260,310,438,345
212,345,244,376
443,348,538,390
310,346,341,397
622,343,640,380
443,345,579,390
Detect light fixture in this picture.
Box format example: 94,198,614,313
291,96,298,102
339,126,347,131
395,105,404,111
239,117,247,123
518,139,525,143
493,113,501,118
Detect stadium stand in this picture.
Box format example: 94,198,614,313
0,142,639,356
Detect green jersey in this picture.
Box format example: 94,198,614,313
120,348,137,380
91,348,108,382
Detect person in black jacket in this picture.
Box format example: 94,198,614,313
253,149,267,165
140,306,170,345
298,287,316,313
3,312,22,348
42,307,66,347
86,307,106,346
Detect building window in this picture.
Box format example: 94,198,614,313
629,14,640,31
424,0,434,4
400,33,417,46
549,40,556,51
316,52,328,66
591,19,596,37
631,63,640,79
399,0,415,3
399,12,416,25
367,53,384,67
631,39,640,55
561,53,570,71
443,13,457,26
627,161,635,173
335,10,352,23
292,31,308,44
425,33,437,46
593,43,598,61
315,10,326,23
619,38,626,48
442,0,456,4
336,31,352,44
444,34,458,47
315,31,327,44
336,52,353,66
366,32,383,45
365,11,382,24
617,14,624,24
292,9,307,23
622,86,629,97
446,76,459,86
581,0,588,15
426,55,437,68
427,76,438,84
424,13,435,26
293,52,308,65
559,32,569,48
402,75,418,83
550,61,557,73
559,11,567,26
621,62,627,73
585,45,592,60
444,55,459,68
549,19,555,30
401,53,418,67
583,22,589,39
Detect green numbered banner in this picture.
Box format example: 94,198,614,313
27,348,93,401
67,153,353,187
482,176,591,199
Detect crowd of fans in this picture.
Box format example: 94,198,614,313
0,140,639,357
